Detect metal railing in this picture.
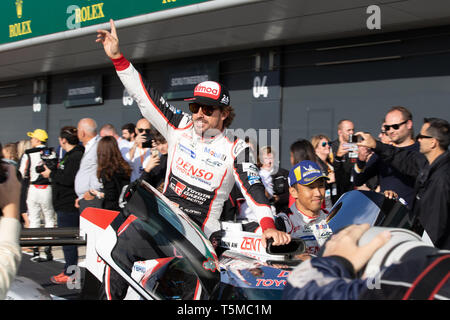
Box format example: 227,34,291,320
20,227,86,246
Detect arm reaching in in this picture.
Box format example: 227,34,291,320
322,224,391,273
0,164,22,300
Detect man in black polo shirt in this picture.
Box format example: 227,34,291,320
357,117,450,250
352,106,419,208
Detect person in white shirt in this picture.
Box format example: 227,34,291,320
125,118,153,182
276,160,333,255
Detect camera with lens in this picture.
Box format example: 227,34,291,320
35,147,58,173
272,175,287,196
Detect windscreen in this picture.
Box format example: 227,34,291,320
111,182,220,299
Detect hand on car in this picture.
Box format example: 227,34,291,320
383,190,398,200
262,228,291,248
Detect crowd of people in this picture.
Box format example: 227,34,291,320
0,118,169,286
0,19,448,300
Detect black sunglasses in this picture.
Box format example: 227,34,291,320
189,103,220,116
416,134,434,140
137,128,151,134
321,141,332,147
383,120,408,131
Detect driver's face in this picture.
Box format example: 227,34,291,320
192,106,228,137
290,179,326,215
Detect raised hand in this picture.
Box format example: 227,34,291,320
96,19,122,59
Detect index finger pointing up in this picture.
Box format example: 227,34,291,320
109,19,117,37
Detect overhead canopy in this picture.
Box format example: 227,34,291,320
1,0,450,82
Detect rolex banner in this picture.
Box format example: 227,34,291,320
1,0,211,45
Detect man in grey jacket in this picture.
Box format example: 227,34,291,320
74,118,102,213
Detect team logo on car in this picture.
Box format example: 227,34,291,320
202,258,218,272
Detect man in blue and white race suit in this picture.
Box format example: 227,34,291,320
96,20,290,247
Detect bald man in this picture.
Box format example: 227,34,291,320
125,118,153,182
74,118,102,211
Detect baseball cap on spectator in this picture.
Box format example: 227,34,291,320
184,81,230,107
288,160,328,187
27,129,48,142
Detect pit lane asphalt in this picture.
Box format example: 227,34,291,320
17,246,86,300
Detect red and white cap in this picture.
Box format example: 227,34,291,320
184,81,230,107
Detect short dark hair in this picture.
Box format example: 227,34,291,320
121,123,136,134
424,117,450,150
150,128,167,144
60,126,79,145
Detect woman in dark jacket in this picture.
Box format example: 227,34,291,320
90,136,131,211
41,126,84,284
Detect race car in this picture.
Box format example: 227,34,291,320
80,179,305,300
11,182,416,300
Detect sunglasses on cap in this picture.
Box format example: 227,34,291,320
189,103,221,116
137,128,151,134
321,141,332,147
383,120,408,131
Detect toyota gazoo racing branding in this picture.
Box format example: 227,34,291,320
194,81,221,100
168,176,214,206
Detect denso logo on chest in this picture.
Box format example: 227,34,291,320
194,81,220,99
175,157,214,181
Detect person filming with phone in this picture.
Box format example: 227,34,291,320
356,117,450,250
125,118,153,182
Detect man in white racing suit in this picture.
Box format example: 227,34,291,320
276,160,333,255
96,19,290,248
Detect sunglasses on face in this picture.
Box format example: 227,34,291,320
321,141,332,147
137,128,151,134
383,120,408,131
416,134,434,140
189,103,221,116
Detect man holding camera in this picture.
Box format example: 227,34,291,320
356,117,450,250
18,128,56,261
331,119,357,200
352,106,419,208
125,118,153,182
